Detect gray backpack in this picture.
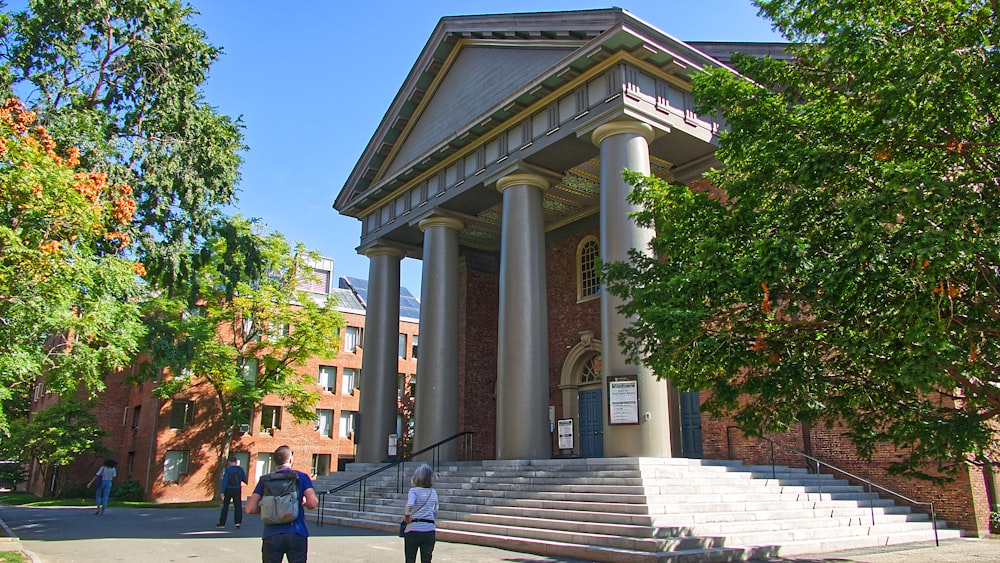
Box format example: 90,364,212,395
259,471,300,525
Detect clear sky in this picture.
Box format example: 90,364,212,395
189,1,784,295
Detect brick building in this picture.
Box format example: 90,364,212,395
26,260,420,503
333,8,997,534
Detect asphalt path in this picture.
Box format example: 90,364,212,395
0,505,589,563
1,504,998,563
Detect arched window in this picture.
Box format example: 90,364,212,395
577,236,600,302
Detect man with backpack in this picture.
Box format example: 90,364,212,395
245,445,319,563
217,454,248,529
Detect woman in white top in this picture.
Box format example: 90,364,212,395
87,459,117,514
402,464,438,563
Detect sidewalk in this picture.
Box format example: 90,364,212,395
1,504,997,562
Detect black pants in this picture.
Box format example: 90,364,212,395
404,530,435,563
217,488,242,525
262,533,308,563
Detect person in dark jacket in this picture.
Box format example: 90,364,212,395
217,454,248,528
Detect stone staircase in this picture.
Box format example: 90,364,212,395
311,457,961,562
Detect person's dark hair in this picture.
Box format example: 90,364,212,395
410,464,433,488
102,459,117,468
228,454,239,463
273,445,292,466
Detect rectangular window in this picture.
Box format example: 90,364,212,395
242,358,258,384
411,335,418,359
169,400,194,429
260,405,282,432
341,368,358,395
256,453,274,477
344,326,361,353
312,453,332,477
127,451,135,474
398,333,407,358
316,409,333,438
163,450,189,482
132,405,141,429
339,411,356,438
409,376,417,399
398,374,405,399
269,322,290,343
318,366,336,392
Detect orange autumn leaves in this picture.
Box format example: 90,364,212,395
0,97,143,276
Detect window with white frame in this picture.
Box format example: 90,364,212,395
344,326,361,353
341,368,357,394
261,405,282,432
411,335,418,359
578,236,601,301
256,453,274,477
241,358,258,384
269,322,290,342
316,409,333,437
163,450,189,482
318,366,336,392
169,400,194,429
339,411,357,438
398,333,407,358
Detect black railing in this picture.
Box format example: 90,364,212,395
316,431,473,527
758,434,939,547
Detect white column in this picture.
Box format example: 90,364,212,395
592,120,680,458
357,245,404,462
495,173,551,460
414,216,464,460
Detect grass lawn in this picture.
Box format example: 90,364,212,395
0,491,216,509
0,552,28,563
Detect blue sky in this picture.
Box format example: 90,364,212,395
189,1,784,295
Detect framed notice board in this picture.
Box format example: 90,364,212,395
607,374,639,425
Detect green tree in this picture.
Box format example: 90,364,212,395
0,0,245,293
602,0,1000,477
0,399,108,495
142,215,344,488
0,97,145,434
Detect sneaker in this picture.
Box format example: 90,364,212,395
94,510,101,515
216,524,225,528
235,523,241,529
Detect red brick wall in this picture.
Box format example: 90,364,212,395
458,265,499,461
545,229,601,454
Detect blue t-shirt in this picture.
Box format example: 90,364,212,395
221,465,247,491
253,468,314,538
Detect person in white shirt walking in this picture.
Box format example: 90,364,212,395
401,464,438,563
87,459,117,514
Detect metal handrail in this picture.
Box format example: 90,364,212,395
315,431,473,526
758,435,938,547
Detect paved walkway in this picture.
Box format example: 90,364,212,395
0,504,997,562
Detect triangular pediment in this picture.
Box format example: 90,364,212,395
386,43,577,178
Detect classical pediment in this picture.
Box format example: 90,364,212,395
385,43,578,179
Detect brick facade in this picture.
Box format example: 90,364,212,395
29,294,418,504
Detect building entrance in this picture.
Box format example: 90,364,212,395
579,388,604,458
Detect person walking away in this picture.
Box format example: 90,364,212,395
87,459,117,515
245,445,319,563
217,454,248,528
402,464,438,563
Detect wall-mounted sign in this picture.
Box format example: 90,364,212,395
608,374,639,425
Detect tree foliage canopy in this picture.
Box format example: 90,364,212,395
0,0,245,292
0,96,145,433
141,216,344,465
602,0,1000,476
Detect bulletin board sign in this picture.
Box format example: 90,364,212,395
608,374,639,425
557,419,574,450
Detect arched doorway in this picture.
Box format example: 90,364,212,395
560,332,603,457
